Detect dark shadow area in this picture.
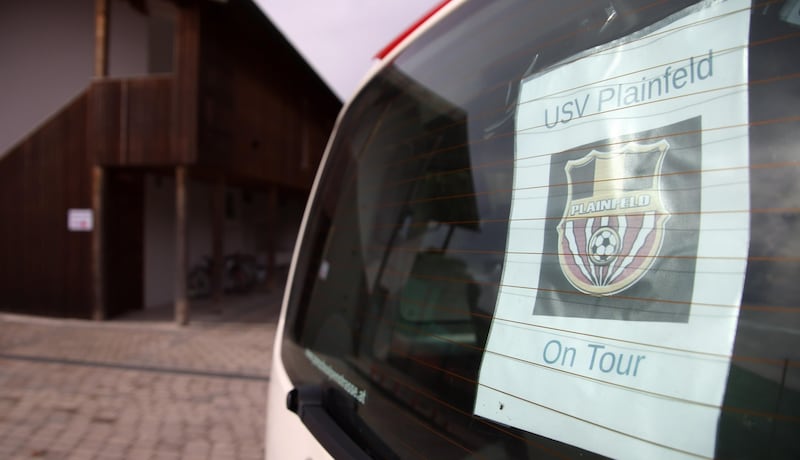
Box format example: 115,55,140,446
115,268,288,325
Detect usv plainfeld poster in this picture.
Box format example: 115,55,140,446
475,1,751,459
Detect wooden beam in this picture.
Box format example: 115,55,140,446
119,81,129,163
211,176,225,303
172,4,200,163
175,166,189,325
267,185,278,289
94,0,110,78
91,166,105,320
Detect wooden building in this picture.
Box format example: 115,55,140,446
0,0,341,323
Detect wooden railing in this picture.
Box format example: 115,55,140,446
88,76,177,166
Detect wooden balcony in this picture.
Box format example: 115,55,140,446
88,76,178,166
85,73,336,190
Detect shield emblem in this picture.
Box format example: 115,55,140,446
557,140,670,296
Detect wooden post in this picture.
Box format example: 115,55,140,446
175,166,189,325
173,4,200,163
211,177,225,303
267,185,278,289
91,166,105,321
94,0,110,78
91,0,108,320
172,4,199,324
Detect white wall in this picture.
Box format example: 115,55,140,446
0,0,169,157
144,174,285,308
109,0,149,77
144,174,177,308
0,0,94,156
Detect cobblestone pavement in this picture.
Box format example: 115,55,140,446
0,290,282,460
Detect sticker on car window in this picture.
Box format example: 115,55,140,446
474,0,752,458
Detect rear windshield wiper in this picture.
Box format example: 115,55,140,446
287,385,373,460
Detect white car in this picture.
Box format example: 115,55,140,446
266,0,800,458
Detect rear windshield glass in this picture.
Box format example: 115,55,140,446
281,0,800,458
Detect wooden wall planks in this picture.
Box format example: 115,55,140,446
196,0,341,190
88,77,174,166
0,92,92,318
0,0,341,320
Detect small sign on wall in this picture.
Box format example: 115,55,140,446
67,209,94,232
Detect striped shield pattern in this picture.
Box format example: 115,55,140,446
557,140,670,296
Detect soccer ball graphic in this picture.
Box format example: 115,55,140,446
588,227,620,265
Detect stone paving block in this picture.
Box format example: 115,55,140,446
0,290,280,460
65,452,96,460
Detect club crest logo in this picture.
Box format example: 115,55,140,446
557,140,670,296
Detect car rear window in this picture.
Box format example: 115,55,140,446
280,0,800,458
